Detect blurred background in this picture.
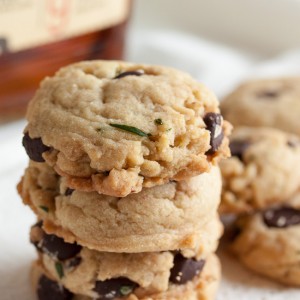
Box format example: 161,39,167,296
2,0,300,122
1,1,300,299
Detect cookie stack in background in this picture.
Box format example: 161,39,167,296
17,61,231,300
219,78,300,286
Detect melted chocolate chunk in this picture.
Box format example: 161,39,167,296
65,188,74,196
204,113,224,155
256,90,279,99
263,206,300,228
37,275,73,300
41,233,82,261
22,133,50,162
94,277,138,299
230,140,250,161
114,70,144,79
170,253,205,285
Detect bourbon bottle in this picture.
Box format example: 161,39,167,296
0,0,131,122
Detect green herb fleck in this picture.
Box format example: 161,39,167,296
120,286,133,296
154,118,163,125
166,128,172,132
39,206,49,213
109,123,150,138
55,262,64,279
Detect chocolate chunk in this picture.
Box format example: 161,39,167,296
114,70,143,79
230,140,250,161
229,225,242,242
170,253,205,285
37,275,73,300
33,220,43,228
287,140,300,148
41,233,82,261
256,90,279,99
22,133,50,162
65,188,74,196
204,113,224,155
30,221,45,251
67,256,82,269
94,277,138,299
263,206,300,228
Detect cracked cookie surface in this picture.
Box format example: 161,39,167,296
23,60,230,197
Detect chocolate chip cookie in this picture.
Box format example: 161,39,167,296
23,60,231,197
31,253,221,300
31,222,220,298
231,205,300,286
220,127,300,214
19,161,222,253
221,77,300,136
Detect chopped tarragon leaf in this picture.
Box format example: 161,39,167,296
120,286,134,296
55,262,64,279
39,205,49,213
109,123,150,137
154,118,163,125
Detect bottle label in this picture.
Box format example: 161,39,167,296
0,0,130,54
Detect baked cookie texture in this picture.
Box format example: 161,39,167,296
23,60,231,197
221,77,300,136
30,223,220,298
31,253,221,300
19,161,222,253
230,206,300,286
220,127,300,214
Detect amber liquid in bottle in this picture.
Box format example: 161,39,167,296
0,0,131,122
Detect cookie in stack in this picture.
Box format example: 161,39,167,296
220,78,300,286
18,61,231,299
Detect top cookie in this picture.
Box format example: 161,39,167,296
221,77,300,136
23,60,231,197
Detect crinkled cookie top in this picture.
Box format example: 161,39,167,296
24,60,230,197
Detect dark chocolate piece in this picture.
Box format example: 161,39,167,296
37,275,73,300
114,70,143,79
263,206,300,228
94,277,138,299
287,140,300,148
65,188,74,196
40,233,82,261
170,253,205,285
204,113,224,155
67,257,82,269
22,132,50,162
256,90,279,99
229,140,250,161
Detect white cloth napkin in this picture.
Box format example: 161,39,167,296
1,30,300,299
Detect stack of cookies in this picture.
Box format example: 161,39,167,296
18,61,231,299
220,78,300,286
